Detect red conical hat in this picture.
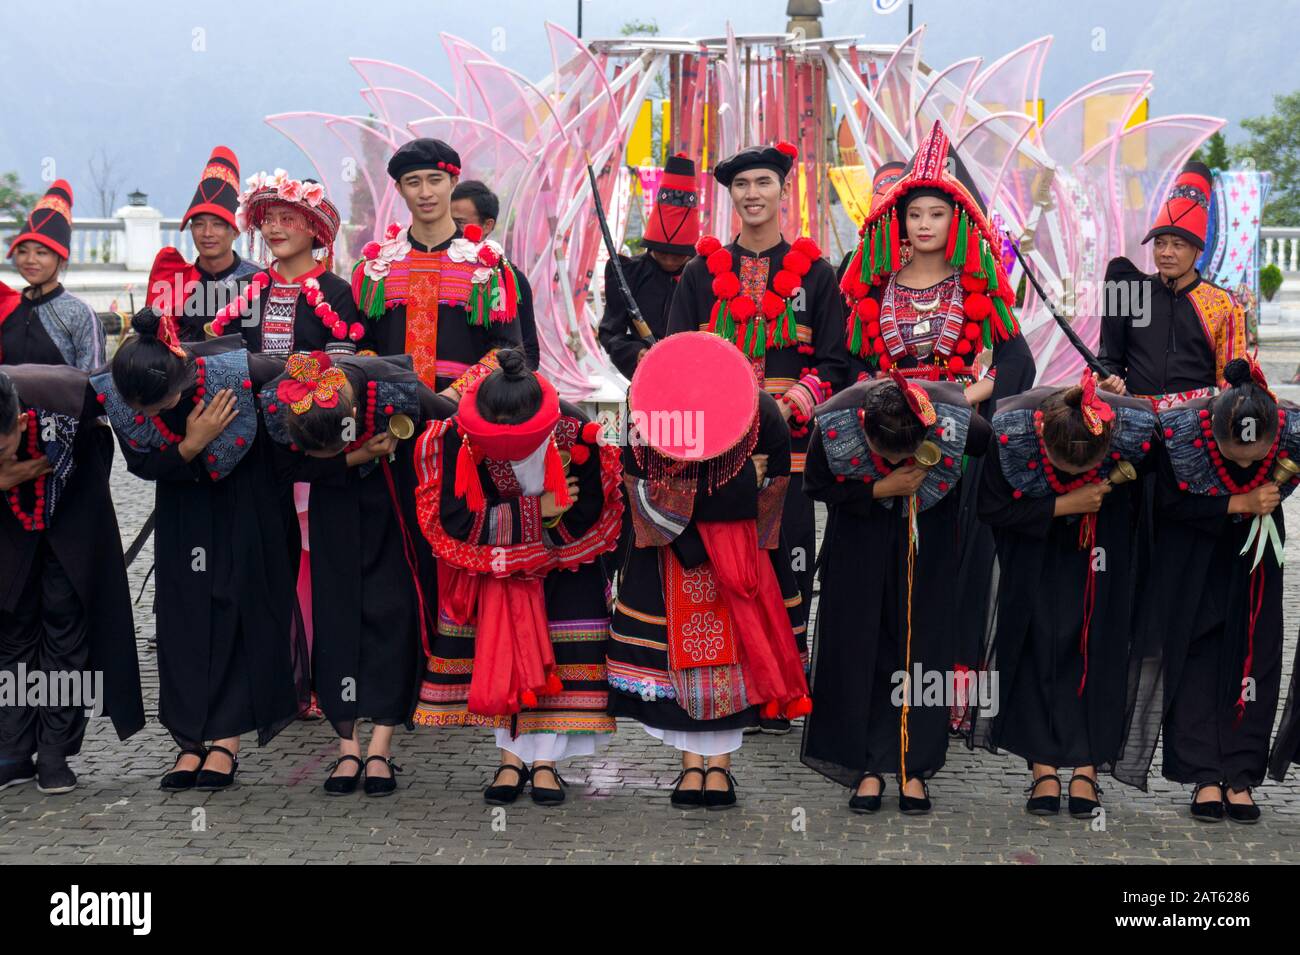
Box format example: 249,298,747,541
642,153,700,255
8,180,73,259
1143,160,1212,250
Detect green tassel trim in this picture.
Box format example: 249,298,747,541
848,314,863,355
993,296,1016,336
948,211,969,270
743,317,767,358
982,316,993,350
858,238,870,284
715,300,735,344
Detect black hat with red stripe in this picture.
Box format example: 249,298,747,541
7,180,73,260
642,153,700,255
183,146,241,229
713,141,799,187
1143,160,1212,250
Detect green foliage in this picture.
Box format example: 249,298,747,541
1260,262,1284,302
1191,131,1229,171
0,171,38,227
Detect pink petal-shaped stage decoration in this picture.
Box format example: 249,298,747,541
914,57,982,139
1037,72,1151,167
963,36,1052,137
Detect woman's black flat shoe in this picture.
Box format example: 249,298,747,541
322,754,364,795
194,744,238,792
363,756,401,797
703,766,737,810
1224,786,1261,824
1068,775,1102,819
484,763,529,805
530,765,568,806
669,767,706,809
849,772,886,814
1025,773,1061,816
1190,782,1225,823
898,779,932,815
160,746,206,792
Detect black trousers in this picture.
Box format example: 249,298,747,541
0,538,90,761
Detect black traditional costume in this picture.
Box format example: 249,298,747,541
91,337,312,748
666,141,848,648
606,332,811,757
971,377,1157,772
0,364,143,765
800,375,990,788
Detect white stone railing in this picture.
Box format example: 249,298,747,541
62,218,126,266
1263,227,1300,273
10,208,251,270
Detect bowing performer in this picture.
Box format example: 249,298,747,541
800,371,990,815
1116,359,1300,823
973,371,1157,818
93,310,325,792
606,332,811,809
260,351,451,796
412,348,624,806
0,365,143,793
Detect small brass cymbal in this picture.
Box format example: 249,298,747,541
387,413,415,440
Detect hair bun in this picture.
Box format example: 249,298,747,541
130,306,164,339
497,348,528,379
1223,358,1252,389
1062,385,1084,409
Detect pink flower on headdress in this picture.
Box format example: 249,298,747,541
244,171,267,193
300,181,325,206
277,178,304,202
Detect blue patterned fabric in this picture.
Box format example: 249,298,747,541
90,349,257,480
19,405,79,525
816,400,971,512
1162,402,1300,500
994,402,1157,498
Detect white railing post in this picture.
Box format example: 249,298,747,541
115,202,163,271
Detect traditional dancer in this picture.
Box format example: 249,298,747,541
1097,161,1246,410
204,171,365,356
147,147,260,343
598,153,697,379
800,371,990,815
450,179,539,369
836,160,905,383
838,121,1037,734
972,371,1156,817
93,310,317,791
260,351,450,796
1116,359,1299,823
606,332,811,809
1,181,105,370
0,365,143,793
667,141,849,700
354,139,524,396
412,348,623,805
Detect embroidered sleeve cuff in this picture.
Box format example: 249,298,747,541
782,374,825,423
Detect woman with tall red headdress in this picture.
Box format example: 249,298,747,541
606,332,811,810
412,348,624,806
971,371,1157,819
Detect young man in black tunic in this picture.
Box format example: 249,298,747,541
597,153,697,380
0,365,143,793
666,142,849,700
450,179,540,370
148,147,261,343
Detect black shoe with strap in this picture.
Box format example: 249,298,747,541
1068,775,1102,819
194,744,239,792
322,754,364,796
1190,782,1225,823
530,764,568,806
1223,784,1261,824
1025,773,1061,816
898,778,932,815
363,756,402,797
484,763,530,805
160,746,207,792
849,772,886,814
670,767,706,809
703,766,737,810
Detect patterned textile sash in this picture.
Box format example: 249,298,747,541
1131,386,1215,413
662,547,739,671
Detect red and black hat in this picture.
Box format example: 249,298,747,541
387,138,462,182
642,153,699,255
7,180,73,260
713,141,798,187
1143,160,1212,250
870,161,906,211
182,146,241,229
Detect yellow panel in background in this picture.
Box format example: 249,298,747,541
627,100,653,167
660,101,672,165
1026,99,1044,124
1082,94,1148,158
1120,98,1149,170
829,165,872,229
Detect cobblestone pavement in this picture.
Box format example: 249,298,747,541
3,434,1299,865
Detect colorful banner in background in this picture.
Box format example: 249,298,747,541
1201,168,1272,296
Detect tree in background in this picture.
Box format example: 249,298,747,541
1233,89,1300,226
1191,130,1229,170
1,171,38,228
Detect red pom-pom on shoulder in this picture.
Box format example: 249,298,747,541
705,247,732,275
696,235,722,257
462,223,483,243
712,272,741,300
569,443,590,465
761,289,786,319
581,421,602,444
790,236,821,260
